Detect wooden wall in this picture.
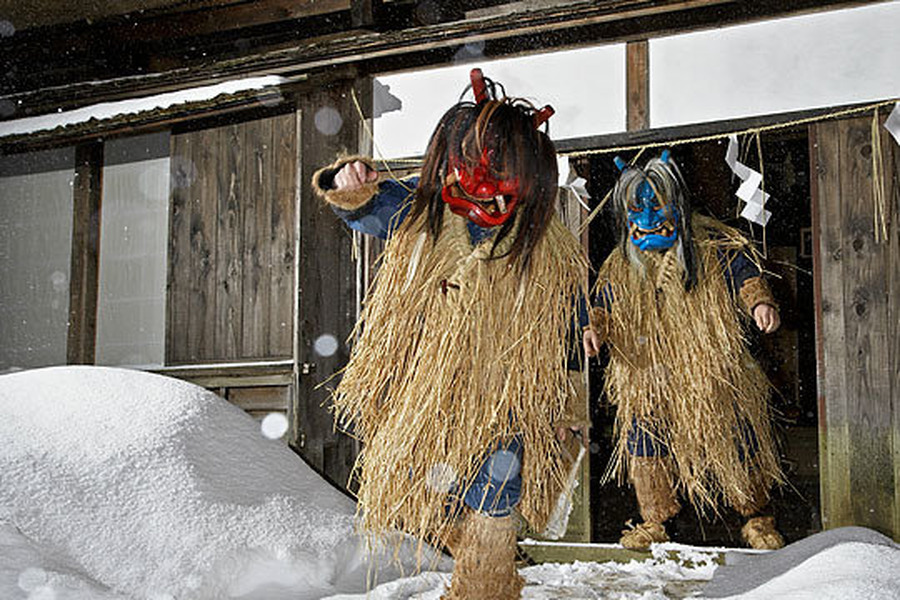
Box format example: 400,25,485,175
167,112,296,363
811,113,900,539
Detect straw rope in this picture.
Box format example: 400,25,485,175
353,85,897,242
871,108,890,243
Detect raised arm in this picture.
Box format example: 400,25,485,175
311,156,417,240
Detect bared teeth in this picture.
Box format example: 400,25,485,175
495,195,507,214
635,223,674,236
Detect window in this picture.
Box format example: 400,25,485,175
0,148,75,372
650,2,900,127
373,44,627,159
95,133,170,368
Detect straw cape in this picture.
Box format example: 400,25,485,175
592,215,783,514
331,204,588,547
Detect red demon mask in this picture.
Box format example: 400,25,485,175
439,68,554,229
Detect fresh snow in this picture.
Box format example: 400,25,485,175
1,366,898,599
0,366,446,600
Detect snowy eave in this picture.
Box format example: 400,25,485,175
0,75,287,145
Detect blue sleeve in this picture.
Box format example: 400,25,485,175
330,176,418,240
718,248,761,298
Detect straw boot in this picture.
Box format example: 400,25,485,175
732,470,784,550
620,456,681,551
442,511,524,600
741,516,784,550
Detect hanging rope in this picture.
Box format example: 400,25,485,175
871,107,889,243
350,87,416,192
754,131,768,256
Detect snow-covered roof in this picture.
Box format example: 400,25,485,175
0,76,286,143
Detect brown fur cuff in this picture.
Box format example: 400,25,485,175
311,155,380,211
739,276,777,314
586,306,610,343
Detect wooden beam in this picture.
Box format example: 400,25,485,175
294,78,371,488
626,40,650,131
67,141,103,365
553,100,880,156
1,0,878,127
884,117,900,540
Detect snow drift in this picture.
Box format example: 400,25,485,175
0,366,442,600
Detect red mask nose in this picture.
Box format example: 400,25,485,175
453,150,519,200
444,153,521,228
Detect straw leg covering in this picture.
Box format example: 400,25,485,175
441,511,525,600
729,466,773,517
631,455,681,524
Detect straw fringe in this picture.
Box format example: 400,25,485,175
595,217,782,514
332,207,588,546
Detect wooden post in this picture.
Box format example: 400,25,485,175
811,115,899,539
626,40,650,132
886,119,900,540
295,78,372,488
67,141,103,364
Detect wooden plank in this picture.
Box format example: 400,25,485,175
67,141,103,364
125,0,350,42
839,116,893,534
0,88,295,154
814,115,898,538
626,40,650,132
811,119,851,529
0,0,349,33
216,123,244,360
269,111,298,358
167,113,298,365
228,386,290,412
241,119,269,358
189,126,219,361
167,133,193,363
519,540,734,566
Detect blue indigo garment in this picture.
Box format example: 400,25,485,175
627,421,669,458
330,177,417,240
445,436,524,517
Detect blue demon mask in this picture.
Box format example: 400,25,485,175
614,152,680,252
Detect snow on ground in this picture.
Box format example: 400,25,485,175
1,365,899,600
0,366,447,600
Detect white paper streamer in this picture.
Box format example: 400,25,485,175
726,135,772,226
884,102,900,147
557,155,591,210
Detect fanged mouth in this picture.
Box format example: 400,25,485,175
447,183,511,216
630,222,676,239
